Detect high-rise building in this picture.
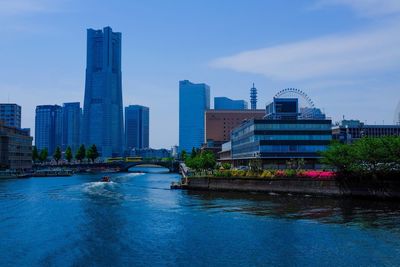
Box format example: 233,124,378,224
250,83,257,110
214,97,248,110
35,105,63,155
82,26,124,157
62,102,82,153
0,104,21,129
179,80,210,153
125,105,149,152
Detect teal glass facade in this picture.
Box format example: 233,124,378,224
231,119,332,159
179,80,210,153
82,27,124,157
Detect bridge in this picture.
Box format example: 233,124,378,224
112,160,180,172
34,160,180,173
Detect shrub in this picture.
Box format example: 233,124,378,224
260,170,275,178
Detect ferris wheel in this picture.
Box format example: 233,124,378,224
395,101,400,124
274,88,315,109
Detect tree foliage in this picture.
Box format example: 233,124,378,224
53,146,62,163
321,137,400,177
39,148,48,162
185,150,216,171
75,144,86,162
86,144,99,163
32,146,39,162
65,146,73,163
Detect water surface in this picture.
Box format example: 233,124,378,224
1,170,400,266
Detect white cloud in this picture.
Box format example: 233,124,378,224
313,0,400,17
211,21,400,81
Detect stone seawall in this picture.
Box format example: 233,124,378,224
182,177,400,199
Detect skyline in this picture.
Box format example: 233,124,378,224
1,0,400,148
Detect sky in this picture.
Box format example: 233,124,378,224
0,0,399,148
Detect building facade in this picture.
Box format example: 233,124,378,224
82,26,124,157
229,97,332,168
214,97,248,110
0,123,32,170
35,105,63,155
332,120,400,143
205,109,266,143
0,104,21,129
179,80,210,153
125,105,149,152
62,102,82,153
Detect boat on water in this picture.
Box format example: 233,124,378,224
101,176,111,182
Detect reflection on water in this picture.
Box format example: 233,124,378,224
1,171,400,266
185,190,400,232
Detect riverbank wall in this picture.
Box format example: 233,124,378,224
181,177,400,199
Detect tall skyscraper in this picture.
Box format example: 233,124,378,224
62,102,82,153
35,105,63,155
125,105,149,152
179,80,210,153
250,83,257,110
0,104,21,129
82,26,124,157
214,97,248,110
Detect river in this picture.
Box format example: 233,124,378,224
1,169,400,266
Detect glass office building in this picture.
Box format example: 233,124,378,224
230,98,332,168
214,97,248,110
0,104,21,129
35,105,63,155
179,80,210,153
125,105,149,152
82,26,124,157
62,102,82,153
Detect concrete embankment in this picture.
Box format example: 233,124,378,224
181,177,400,199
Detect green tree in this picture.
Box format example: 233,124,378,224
75,144,86,162
32,146,39,162
53,146,62,164
320,137,400,177
191,147,197,159
86,144,99,163
65,146,73,163
39,148,48,162
320,141,354,173
180,150,187,161
201,151,216,170
185,151,216,171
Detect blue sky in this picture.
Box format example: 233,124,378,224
0,0,399,148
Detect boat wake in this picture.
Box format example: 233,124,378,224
81,181,120,199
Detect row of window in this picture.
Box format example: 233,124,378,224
260,145,328,153
232,134,331,148
255,135,331,141
254,123,331,131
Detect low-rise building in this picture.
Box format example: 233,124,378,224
0,123,33,170
228,97,332,168
0,103,21,129
332,120,400,143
